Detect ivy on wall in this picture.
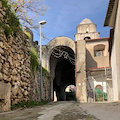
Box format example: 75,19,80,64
30,47,49,75
30,47,40,74
0,0,20,38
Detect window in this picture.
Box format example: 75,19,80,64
94,44,105,57
95,85,103,91
84,37,91,40
94,50,103,57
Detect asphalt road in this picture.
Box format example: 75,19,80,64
0,101,120,120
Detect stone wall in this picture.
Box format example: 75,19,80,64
0,32,31,112
29,71,51,101
0,1,51,112
29,72,41,101
0,1,29,112
28,42,51,101
43,73,51,101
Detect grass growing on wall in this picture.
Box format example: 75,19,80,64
30,47,40,73
11,100,48,110
0,0,20,38
30,47,49,75
24,31,32,39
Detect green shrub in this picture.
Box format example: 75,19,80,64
95,88,107,101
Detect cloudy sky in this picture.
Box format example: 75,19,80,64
34,0,111,45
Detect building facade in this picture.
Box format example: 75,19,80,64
41,18,111,102
104,0,120,101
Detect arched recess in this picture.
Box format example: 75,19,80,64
49,45,75,101
94,44,105,57
65,85,76,101
47,36,75,60
84,37,91,40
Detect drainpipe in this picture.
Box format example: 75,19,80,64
75,41,77,99
109,29,114,67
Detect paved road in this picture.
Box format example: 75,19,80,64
0,101,120,120
0,101,97,120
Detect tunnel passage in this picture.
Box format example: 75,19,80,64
50,46,75,101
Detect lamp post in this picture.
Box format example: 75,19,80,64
39,20,46,100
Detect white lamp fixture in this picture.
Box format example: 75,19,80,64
39,20,46,25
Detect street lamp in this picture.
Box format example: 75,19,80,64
39,20,46,100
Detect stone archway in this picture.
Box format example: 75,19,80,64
50,46,75,101
42,36,87,102
47,36,75,76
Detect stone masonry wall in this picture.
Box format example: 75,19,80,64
43,73,51,101
0,1,51,112
29,71,51,101
25,27,51,102
0,1,31,112
0,32,31,104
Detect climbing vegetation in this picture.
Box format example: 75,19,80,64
30,47,49,75
30,47,40,73
24,31,32,39
11,100,48,110
0,0,21,38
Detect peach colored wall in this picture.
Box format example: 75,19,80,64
86,39,109,70
111,0,120,101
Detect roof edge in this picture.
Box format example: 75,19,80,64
104,0,116,26
86,37,109,42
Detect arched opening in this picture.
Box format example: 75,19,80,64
84,37,91,40
50,46,75,101
65,85,76,101
95,85,103,91
94,44,105,57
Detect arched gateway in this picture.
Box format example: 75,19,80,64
49,37,75,101
42,36,87,102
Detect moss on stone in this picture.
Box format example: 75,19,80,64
0,0,20,38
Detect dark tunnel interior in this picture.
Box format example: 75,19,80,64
50,46,75,101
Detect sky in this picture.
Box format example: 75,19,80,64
33,0,111,45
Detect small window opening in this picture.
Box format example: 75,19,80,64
94,50,103,57
94,44,105,57
84,37,91,40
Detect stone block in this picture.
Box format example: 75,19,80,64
0,48,4,54
0,42,3,47
0,82,11,112
0,63,2,71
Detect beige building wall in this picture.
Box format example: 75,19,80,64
86,39,110,70
75,18,100,41
76,18,110,102
111,0,120,101
104,0,120,101
75,40,87,102
75,18,109,70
